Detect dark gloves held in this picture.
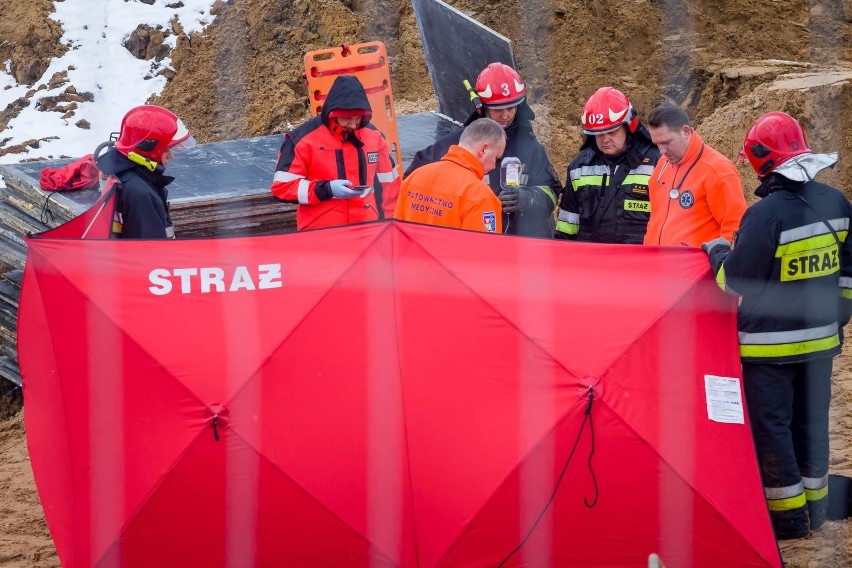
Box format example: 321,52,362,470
701,237,732,275
499,186,533,215
701,237,731,256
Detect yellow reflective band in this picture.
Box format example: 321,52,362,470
767,493,807,511
805,486,829,502
556,220,579,235
841,289,852,300
716,264,727,292
622,174,651,186
536,185,557,207
775,232,848,257
111,221,123,234
624,199,650,213
572,175,604,192
781,243,840,281
740,334,840,358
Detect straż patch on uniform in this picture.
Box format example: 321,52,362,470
367,152,379,163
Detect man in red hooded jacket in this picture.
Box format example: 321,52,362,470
270,75,401,230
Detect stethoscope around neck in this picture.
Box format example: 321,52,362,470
659,143,705,199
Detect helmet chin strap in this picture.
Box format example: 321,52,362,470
127,151,164,174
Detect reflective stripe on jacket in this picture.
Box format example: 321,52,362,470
557,124,659,244
715,175,852,363
270,76,400,230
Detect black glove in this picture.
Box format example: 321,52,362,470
701,237,732,275
499,186,520,214
701,237,731,256
499,186,535,215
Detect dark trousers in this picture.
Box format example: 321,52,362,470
742,358,833,537
742,358,832,498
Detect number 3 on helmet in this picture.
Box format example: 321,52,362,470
475,63,526,110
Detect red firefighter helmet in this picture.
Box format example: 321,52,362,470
115,105,194,164
740,111,811,178
581,87,638,135
475,63,526,110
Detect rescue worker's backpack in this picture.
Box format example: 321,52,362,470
39,154,100,192
38,154,101,225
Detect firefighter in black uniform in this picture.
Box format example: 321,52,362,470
405,63,562,238
556,87,660,243
96,105,195,238
704,111,852,539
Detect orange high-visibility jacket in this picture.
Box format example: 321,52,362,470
395,145,502,233
643,131,746,247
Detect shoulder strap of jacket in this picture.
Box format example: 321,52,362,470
781,188,841,247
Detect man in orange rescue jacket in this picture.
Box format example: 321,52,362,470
395,118,505,233
270,75,401,230
643,104,746,247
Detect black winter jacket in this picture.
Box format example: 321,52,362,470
556,124,660,244
712,173,852,363
96,148,174,238
404,104,563,238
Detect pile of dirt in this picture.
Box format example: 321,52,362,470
149,0,433,140
148,0,852,198
3,0,852,566
0,0,64,87
0,0,65,151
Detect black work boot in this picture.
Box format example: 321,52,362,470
827,474,851,520
771,506,810,540
808,497,828,531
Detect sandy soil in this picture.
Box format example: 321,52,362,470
0,398,57,568
3,0,852,565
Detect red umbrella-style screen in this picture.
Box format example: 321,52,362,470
18,220,781,567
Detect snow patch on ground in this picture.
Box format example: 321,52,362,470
0,0,218,164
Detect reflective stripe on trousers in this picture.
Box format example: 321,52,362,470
765,481,806,511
